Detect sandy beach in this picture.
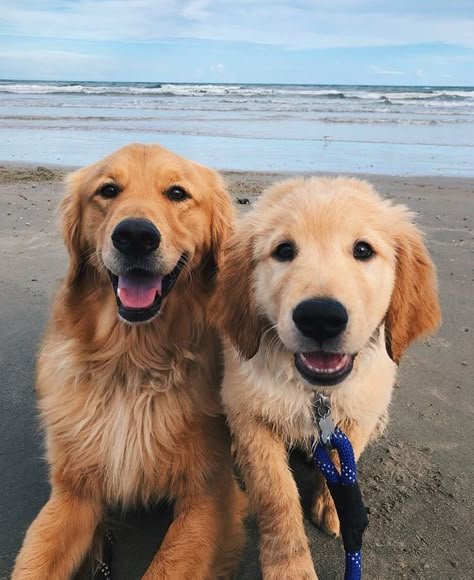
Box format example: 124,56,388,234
0,162,473,579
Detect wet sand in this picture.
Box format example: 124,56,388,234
0,163,473,579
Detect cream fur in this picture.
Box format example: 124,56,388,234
212,176,441,580
222,327,396,445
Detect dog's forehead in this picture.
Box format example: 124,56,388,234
252,177,398,253
83,145,209,198
260,178,376,213
261,187,370,230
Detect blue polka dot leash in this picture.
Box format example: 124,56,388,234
312,395,369,580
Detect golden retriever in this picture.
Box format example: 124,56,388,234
13,143,247,580
212,177,441,579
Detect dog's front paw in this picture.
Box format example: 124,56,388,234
311,489,340,537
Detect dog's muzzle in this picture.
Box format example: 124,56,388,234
107,218,187,323
292,298,354,386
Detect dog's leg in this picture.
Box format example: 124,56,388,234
142,488,238,580
142,414,247,580
312,467,341,537
211,478,248,579
12,485,102,580
231,416,317,580
311,425,371,537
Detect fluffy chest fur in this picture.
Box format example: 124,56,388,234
37,333,218,506
221,331,397,445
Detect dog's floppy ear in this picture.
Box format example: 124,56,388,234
211,231,265,360
209,172,234,279
385,220,441,364
198,169,234,284
59,168,88,286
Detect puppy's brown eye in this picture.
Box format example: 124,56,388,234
273,241,296,262
353,241,374,260
99,183,120,199
165,186,190,202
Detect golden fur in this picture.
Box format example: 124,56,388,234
212,177,441,579
13,144,247,580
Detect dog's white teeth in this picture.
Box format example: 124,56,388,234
300,353,349,374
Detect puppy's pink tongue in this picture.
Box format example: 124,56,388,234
302,352,348,372
117,273,162,309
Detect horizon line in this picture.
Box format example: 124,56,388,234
1,77,474,89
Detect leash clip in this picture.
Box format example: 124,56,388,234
313,394,336,449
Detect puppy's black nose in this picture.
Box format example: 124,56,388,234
293,299,348,342
112,219,161,257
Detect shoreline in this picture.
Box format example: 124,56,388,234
2,81,473,179
2,129,473,178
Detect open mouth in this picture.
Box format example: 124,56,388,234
294,351,355,386
108,254,187,323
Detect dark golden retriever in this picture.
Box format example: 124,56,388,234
13,144,246,580
212,177,441,579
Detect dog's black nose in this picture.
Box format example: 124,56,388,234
292,298,348,342
112,219,161,257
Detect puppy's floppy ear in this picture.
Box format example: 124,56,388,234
385,220,441,364
201,169,234,282
59,168,88,286
211,231,265,360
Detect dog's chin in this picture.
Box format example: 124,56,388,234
294,351,355,387
107,254,187,324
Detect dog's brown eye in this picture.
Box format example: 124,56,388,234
99,183,120,199
273,241,296,262
165,186,190,202
353,241,374,260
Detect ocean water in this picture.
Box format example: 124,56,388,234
0,80,473,176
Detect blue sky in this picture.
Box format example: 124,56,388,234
1,1,473,85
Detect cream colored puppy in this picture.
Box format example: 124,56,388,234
212,177,440,579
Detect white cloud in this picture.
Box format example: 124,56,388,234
1,1,473,83
1,0,474,49
0,49,105,63
0,47,110,79
370,65,404,76
180,0,212,21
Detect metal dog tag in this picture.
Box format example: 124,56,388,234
318,414,336,448
313,394,336,448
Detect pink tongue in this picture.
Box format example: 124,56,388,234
117,273,162,309
303,352,345,370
